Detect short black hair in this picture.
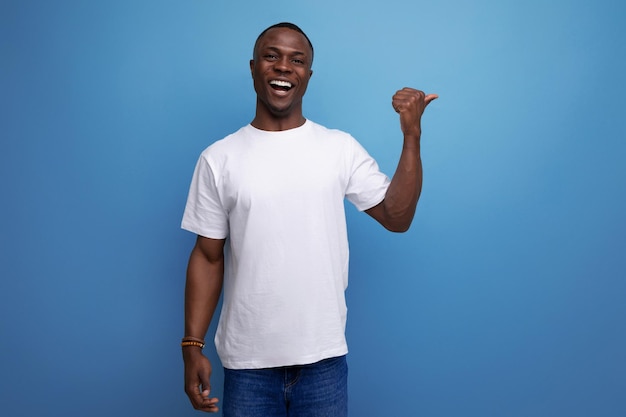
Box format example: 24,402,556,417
253,22,314,64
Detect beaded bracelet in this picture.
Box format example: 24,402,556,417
181,340,205,349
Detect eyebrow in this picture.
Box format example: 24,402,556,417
264,46,308,56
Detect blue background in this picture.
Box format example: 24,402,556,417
1,1,625,416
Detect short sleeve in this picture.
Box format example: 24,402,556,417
181,154,229,239
344,138,390,211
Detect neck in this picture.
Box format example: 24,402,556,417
251,103,306,131
251,117,306,131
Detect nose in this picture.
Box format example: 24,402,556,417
273,56,292,73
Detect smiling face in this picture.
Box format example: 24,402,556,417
250,27,314,130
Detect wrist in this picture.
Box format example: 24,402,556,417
403,129,421,144
181,336,205,349
182,344,206,361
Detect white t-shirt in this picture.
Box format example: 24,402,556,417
181,120,390,369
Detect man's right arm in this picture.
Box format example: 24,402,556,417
183,235,226,413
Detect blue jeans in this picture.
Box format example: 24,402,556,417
223,355,348,417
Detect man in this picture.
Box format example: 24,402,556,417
181,22,437,416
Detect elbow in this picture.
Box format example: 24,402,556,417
383,222,412,233
379,213,413,232
382,208,415,233
366,199,416,233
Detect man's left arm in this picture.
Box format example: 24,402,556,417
365,87,438,232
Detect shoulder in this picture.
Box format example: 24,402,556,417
309,121,375,162
306,120,359,147
199,125,250,160
307,120,349,137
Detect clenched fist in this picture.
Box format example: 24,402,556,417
392,87,438,138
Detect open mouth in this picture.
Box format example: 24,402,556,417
269,80,293,92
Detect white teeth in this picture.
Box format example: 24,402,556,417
270,80,292,88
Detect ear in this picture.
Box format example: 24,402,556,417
249,59,255,78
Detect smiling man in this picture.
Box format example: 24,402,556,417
250,24,313,128
181,22,437,416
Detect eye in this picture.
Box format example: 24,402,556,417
292,58,305,65
264,54,278,60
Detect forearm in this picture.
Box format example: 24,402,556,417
184,239,224,340
366,87,436,232
378,135,423,232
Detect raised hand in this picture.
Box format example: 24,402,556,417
392,87,438,139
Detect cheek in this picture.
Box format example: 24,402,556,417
299,78,311,93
